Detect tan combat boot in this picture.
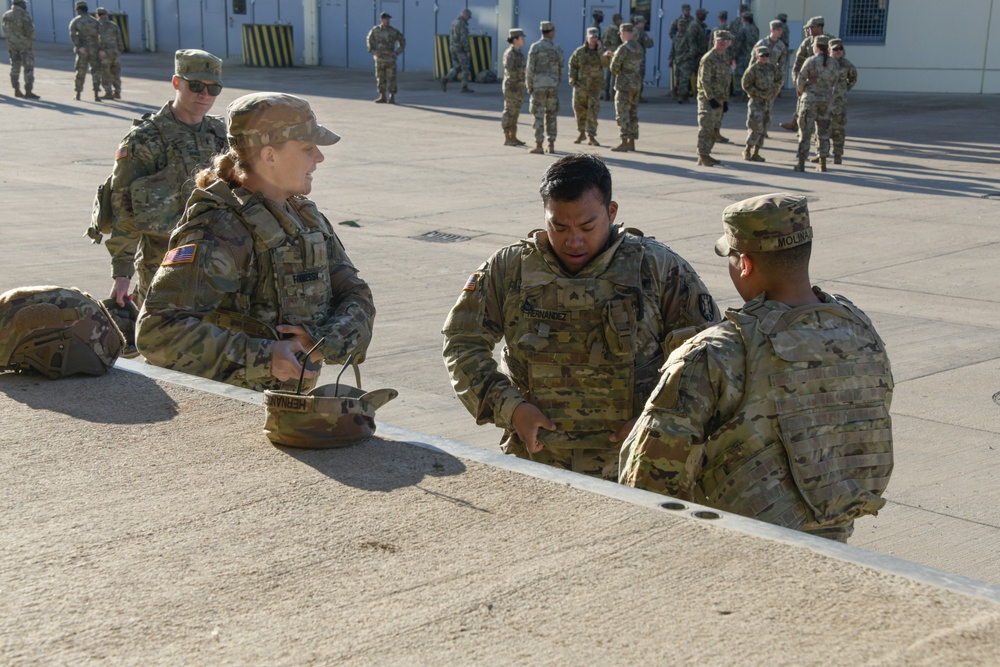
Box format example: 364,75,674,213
388,93,396,104
793,157,805,172
697,154,720,166
511,130,526,146
503,131,518,147
810,155,820,163
743,146,753,161
628,139,636,151
13,84,24,98
611,139,629,152
529,142,544,154
817,158,827,172
751,146,765,162
374,93,387,103
546,140,555,154
573,132,586,144
780,118,798,131
715,129,730,143
833,155,842,165
23,85,39,100
587,135,600,146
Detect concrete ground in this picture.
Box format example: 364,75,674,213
2,43,1000,663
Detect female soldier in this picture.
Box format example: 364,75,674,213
829,38,857,164
501,28,527,146
136,92,376,391
794,35,839,172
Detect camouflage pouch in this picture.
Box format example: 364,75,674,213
85,174,114,244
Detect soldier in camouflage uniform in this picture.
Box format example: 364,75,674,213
601,13,623,101
776,13,790,49
684,8,709,71
696,30,733,166
732,12,759,96
69,1,101,102
366,12,405,104
741,45,781,162
781,16,833,131
829,39,857,165
669,19,693,103
526,21,563,154
631,15,654,103
137,93,376,393
104,50,228,310
620,193,894,544
569,28,610,147
669,4,692,40
442,9,473,93
794,36,839,172
610,23,643,152
2,0,39,99
757,20,788,93
443,154,719,481
501,29,527,147
96,7,124,100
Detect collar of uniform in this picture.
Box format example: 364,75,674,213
528,224,628,278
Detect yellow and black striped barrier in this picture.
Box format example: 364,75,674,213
242,24,294,67
433,34,493,79
109,14,129,52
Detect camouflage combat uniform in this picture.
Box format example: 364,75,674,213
442,226,719,480
97,15,124,98
3,3,35,96
756,35,787,87
526,36,563,144
741,59,781,148
732,21,759,93
69,11,101,97
669,12,690,39
791,30,834,121
106,104,227,305
366,23,405,95
620,289,894,542
568,42,609,139
831,56,858,159
501,42,526,136
601,21,622,98
796,53,839,160
683,17,709,86
669,28,693,100
610,39,644,141
446,13,472,87
696,48,730,157
633,23,654,96
137,181,376,392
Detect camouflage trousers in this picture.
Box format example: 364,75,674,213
500,432,619,481
744,97,773,147
697,98,724,155
374,59,397,94
675,62,695,100
572,85,601,136
614,89,640,140
831,101,848,156
134,233,170,307
501,82,524,133
8,48,35,88
99,51,121,95
74,49,101,93
447,50,471,84
797,100,831,159
529,87,559,143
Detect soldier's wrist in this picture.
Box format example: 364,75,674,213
494,387,526,430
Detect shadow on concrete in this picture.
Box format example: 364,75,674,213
0,93,157,121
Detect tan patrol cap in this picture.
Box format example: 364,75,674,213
227,92,340,150
540,20,555,32
715,193,813,256
586,27,600,38
805,16,825,28
175,49,223,84
508,28,525,39
620,22,635,32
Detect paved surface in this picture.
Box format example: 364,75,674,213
2,42,1000,662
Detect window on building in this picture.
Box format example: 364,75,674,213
840,0,889,44
232,0,247,15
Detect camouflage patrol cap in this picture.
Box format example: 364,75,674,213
715,193,813,256
612,13,622,21
805,16,825,27
695,8,708,17
742,11,753,20
753,45,770,57
718,10,728,19
0,286,124,379
815,35,830,47
770,19,783,29
620,23,634,33
508,28,525,39
714,29,734,41
75,1,87,9
830,38,844,48
263,383,398,449
227,92,340,150
586,27,600,38
540,21,555,32
175,49,223,84
380,11,391,19
632,14,646,23
592,9,604,18
681,4,691,9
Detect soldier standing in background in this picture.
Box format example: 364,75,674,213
366,12,405,104
610,22,643,152
620,193,893,544
776,13,790,49
602,13,623,101
526,21,563,154
741,45,781,162
590,9,604,34
632,15,654,103
443,154,719,481
103,50,228,308
696,30,733,167
2,0,39,99
829,39,858,165
685,7,709,71
782,16,832,131
732,12,759,97
501,28,527,147
669,19,692,103
795,35,839,172
96,7,124,100
443,8,473,93
669,4,692,39
757,20,788,93
69,0,101,101
569,27,611,147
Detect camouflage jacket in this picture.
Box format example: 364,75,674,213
610,40,644,91
568,43,609,92
450,15,470,54
683,19,708,61
366,24,405,61
833,56,858,108
97,19,124,54
741,61,780,100
69,13,100,51
733,23,759,62
697,49,730,102
442,226,719,439
602,24,622,52
619,289,893,542
502,45,526,88
793,32,833,78
2,6,35,51
797,53,840,104
756,36,787,76
526,38,563,91
669,32,692,66
634,26,654,52
137,181,376,392
106,102,227,278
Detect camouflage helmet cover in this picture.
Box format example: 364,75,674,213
263,383,398,449
0,286,124,379
227,92,340,151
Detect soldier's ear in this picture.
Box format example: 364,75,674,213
171,75,181,91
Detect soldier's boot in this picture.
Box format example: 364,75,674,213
574,132,586,144
628,139,636,151
503,131,518,147
529,142,544,154
113,89,121,99
751,146,766,162
75,90,81,101
23,85,39,100
793,157,805,172
810,155,820,163
461,85,474,93
611,139,629,152
780,118,798,131
374,92,387,103
102,90,115,99
94,89,102,102
13,82,24,97
697,154,720,166
817,157,827,173
388,93,396,104
833,155,842,165
743,146,753,161
546,140,555,154
587,135,600,146
511,130,526,146
715,130,730,143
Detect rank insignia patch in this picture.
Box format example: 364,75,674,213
162,244,196,266
463,272,482,291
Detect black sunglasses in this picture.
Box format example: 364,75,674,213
183,78,223,96
832,47,844,51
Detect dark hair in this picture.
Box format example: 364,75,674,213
748,242,812,276
818,43,829,66
506,35,518,44
539,154,612,208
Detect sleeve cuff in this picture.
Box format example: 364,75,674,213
246,338,275,383
494,386,527,430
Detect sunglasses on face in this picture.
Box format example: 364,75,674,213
832,47,844,51
183,78,223,96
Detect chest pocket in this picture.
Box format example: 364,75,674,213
271,230,332,325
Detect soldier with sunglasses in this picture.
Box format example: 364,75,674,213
101,50,228,313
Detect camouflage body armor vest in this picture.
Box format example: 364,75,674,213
502,235,664,451
698,294,893,541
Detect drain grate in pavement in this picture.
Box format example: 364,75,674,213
982,193,1000,200
413,230,472,243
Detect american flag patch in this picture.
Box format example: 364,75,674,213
161,244,196,266
463,272,482,291
115,145,128,160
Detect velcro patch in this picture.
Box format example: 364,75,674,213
115,145,128,160
463,272,482,291
161,244,196,266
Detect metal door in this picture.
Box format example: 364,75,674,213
318,0,348,67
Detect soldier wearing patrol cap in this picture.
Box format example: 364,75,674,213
782,16,835,132
366,11,405,103
568,26,611,146
95,7,124,99
741,44,781,162
756,19,788,91
69,0,101,101
526,20,564,154
601,12,624,101
136,93,375,392
93,49,228,318
621,193,894,544
695,30,734,166
630,14,654,102
2,0,39,99
501,28,528,146
610,22,643,151
669,4,692,40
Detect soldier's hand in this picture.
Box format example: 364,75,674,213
271,340,315,382
78,47,87,55
709,98,721,109
512,402,557,454
277,324,323,362
609,418,638,444
110,277,131,308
